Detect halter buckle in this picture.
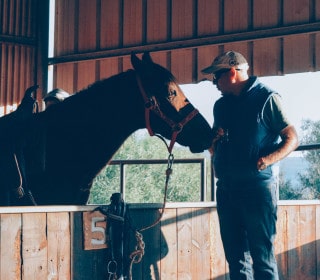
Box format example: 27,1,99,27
172,123,183,133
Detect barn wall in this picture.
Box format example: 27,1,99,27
51,0,320,92
0,202,319,279
0,0,49,115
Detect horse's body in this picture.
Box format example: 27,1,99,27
0,53,212,205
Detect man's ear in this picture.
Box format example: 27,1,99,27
229,67,237,83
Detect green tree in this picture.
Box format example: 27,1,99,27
296,119,320,199
88,130,211,204
279,171,302,200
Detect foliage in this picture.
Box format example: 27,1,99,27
295,119,320,199
88,130,210,204
279,171,303,200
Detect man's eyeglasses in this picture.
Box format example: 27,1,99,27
212,69,231,84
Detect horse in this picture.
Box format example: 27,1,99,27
0,52,213,206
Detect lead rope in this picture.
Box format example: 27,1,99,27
127,134,174,280
13,153,37,205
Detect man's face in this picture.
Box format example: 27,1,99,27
212,69,233,96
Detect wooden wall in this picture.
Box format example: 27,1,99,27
0,0,49,115
0,202,319,279
51,0,320,94
1,0,320,113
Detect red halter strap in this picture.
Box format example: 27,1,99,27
136,73,199,153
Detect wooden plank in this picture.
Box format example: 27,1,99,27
197,0,220,36
13,45,21,105
123,0,143,46
54,63,75,94
283,0,311,25
275,206,289,280
100,0,121,49
22,212,48,280
146,0,168,43
253,38,282,76
286,205,301,280
78,0,97,51
171,0,194,40
298,205,316,279
191,208,211,279
253,0,280,28
209,207,227,279
177,207,192,279
55,0,76,56
283,34,313,74
224,0,250,32
76,60,96,91
47,212,71,280
0,213,22,279
171,49,194,84
99,57,120,80
160,208,178,279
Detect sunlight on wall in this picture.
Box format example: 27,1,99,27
0,104,18,117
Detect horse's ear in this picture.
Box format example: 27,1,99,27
142,52,153,63
131,52,142,70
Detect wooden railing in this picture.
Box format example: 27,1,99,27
0,201,319,279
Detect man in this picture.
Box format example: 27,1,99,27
43,88,70,109
202,51,299,279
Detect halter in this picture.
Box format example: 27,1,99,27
135,73,199,153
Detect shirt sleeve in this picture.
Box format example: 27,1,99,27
262,93,291,133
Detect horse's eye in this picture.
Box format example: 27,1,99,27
169,90,177,97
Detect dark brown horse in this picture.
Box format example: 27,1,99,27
0,52,212,205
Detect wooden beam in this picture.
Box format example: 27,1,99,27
0,34,36,46
48,22,320,65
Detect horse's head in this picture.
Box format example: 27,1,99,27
131,52,212,153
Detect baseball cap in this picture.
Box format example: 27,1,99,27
201,51,249,74
43,88,70,102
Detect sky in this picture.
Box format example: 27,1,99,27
181,71,320,136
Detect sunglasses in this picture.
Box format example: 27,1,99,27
212,69,231,84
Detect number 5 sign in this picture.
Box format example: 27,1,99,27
83,211,108,250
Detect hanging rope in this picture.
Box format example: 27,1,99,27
127,134,174,280
97,134,174,280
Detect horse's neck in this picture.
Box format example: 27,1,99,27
45,70,146,167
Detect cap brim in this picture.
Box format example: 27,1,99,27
201,65,231,75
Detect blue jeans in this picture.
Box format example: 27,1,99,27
216,179,279,280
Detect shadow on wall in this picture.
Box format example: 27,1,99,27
126,207,319,280
72,206,319,279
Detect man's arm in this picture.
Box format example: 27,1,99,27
257,125,299,171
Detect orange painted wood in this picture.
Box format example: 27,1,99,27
100,0,121,49
253,38,282,76
283,34,313,73
146,0,168,43
177,207,192,279
0,205,318,279
0,214,21,279
160,208,178,279
253,0,280,28
47,212,71,279
22,213,48,279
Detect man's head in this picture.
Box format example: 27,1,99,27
201,51,249,95
43,88,70,108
